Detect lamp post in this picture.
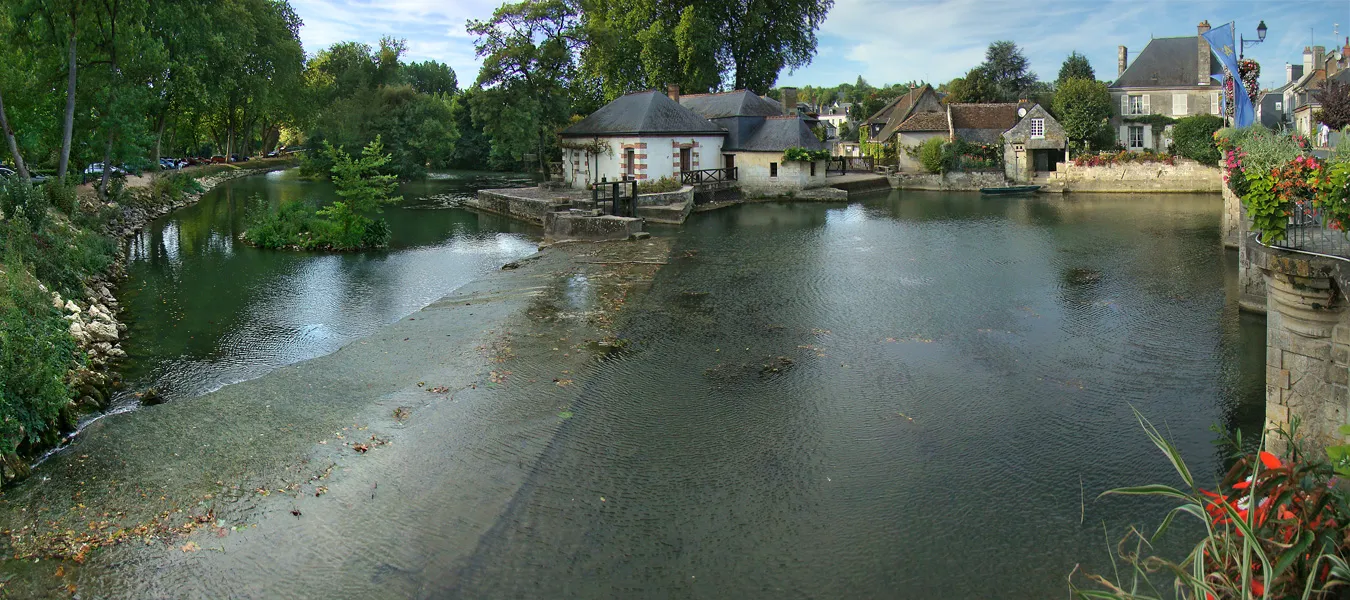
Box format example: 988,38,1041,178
1239,20,1268,59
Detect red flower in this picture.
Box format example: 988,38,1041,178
1258,451,1281,470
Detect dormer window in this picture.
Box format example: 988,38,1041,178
1030,118,1045,139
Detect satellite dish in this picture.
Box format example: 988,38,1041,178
1017,107,1028,117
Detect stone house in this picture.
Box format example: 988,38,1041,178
861,84,944,144
1259,63,1303,129
888,102,1024,172
1287,41,1350,137
1002,104,1067,182
679,87,827,195
558,90,726,190
892,112,949,171
559,86,827,195
1110,21,1224,152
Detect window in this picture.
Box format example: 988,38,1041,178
810,161,817,176
1127,126,1145,150
626,148,635,178
1030,118,1045,139
1210,92,1221,115
1275,101,1283,111
770,162,778,177
1173,94,1187,115
1128,95,1144,115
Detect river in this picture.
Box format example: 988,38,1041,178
1,171,1265,597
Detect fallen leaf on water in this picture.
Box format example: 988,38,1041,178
54,566,64,577
558,411,574,419
290,509,302,517
181,541,199,553
352,443,370,453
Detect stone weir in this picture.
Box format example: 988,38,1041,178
1247,238,1350,452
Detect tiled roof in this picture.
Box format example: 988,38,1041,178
894,111,949,132
1112,36,1222,88
949,103,1020,131
560,90,725,137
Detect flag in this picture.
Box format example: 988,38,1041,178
1201,23,1254,127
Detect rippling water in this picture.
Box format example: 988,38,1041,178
114,169,540,406
447,192,1266,597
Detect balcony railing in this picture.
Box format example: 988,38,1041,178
680,167,737,185
826,156,874,175
1265,201,1350,260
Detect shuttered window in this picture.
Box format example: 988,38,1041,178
1173,94,1187,115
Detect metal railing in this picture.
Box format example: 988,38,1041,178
590,178,637,217
1266,201,1350,260
680,167,737,185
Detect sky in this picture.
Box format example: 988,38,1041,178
291,0,1350,92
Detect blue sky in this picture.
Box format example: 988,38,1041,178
292,0,1350,92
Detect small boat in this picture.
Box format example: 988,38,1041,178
980,185,1042,195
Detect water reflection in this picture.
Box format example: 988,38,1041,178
115,169,538,406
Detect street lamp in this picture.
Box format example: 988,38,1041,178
1239,20,1268,59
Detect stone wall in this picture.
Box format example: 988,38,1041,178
1049,159,1221,193
736,152,827,196
471,189,571,225
1252,243,1350,452
543,212,643,243
889,171,1007,191
1222,180,1240,248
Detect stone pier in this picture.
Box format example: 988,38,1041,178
1252,242,1350,451
1226,178,1268,313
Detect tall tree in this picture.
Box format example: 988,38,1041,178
945,68,999,103
980,41,1036,102
468,0,582,173
1052,77,1112,154
1057,51,1094,85
1314,79,1350,130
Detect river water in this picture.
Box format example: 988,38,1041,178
9,172,1266,596
113,169,539,407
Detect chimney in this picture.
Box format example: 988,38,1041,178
1286,63,1295,84
1314,46,1327,73
667,83,679,103
1197,21,1211,86
1304,46,1315,76
781,87,798,116
1118,45,1128,77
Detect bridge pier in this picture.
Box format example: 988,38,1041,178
1253,242,1350,451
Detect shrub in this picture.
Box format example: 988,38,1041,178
44,179,78,215
1,175,49,231
244,198,325,249
636,176,680,194
918,137,945,173
1072,150,1175,167
1172,114,1224,165
0,253,79,455
149,173,205,206
782,147,830,162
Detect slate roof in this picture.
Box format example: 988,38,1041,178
738,116,827,152
872,85,941,140
680,90,782,119
894,111,949,133
560,90,725,137
1112,36,1222,88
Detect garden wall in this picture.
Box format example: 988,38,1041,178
1050,159,1221,193
888,171,1007,191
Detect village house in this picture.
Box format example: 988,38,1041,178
1110,21,1224,152
558,86,827,195
1286,41,1350,137
886,100,1029,172
680,87,828,195
557,90,726,190
1259,63,1303,129
1002,104,1068,182
861,84,943,144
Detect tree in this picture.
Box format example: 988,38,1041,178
945,67,999,103
1052,78,1111,155
317,135,401,247
404,60,457,96
1057,51,1094,85
1314,79,1350,130
980,41,1036,102
468,0,582,173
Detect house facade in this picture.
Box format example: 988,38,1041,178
1002,104,1068,182
557,90,726,190
862,84,944,143
1287,41,1350,136
1109,21,1223,152
679,88,828,195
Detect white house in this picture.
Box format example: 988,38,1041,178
558,90,726,190
678,88,828,195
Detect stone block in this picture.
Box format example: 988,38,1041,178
1337,324,1350,346
1267,346,1282,368
1330,363,1349,386
1266,401,1290,426
1336,343,1350,366
1267,366,1291,389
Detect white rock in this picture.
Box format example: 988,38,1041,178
108,347,127,359
65,300,81,314
86,321,119,342
93,342,113,354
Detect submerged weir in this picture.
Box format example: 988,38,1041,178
0,173,1262,597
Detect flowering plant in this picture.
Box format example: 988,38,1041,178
1073,150,1175,167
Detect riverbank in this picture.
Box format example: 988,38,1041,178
0,158,298,486
0,237,671,597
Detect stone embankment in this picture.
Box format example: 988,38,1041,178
1045,159,1221,193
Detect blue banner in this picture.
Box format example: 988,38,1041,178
1201,23,1254,127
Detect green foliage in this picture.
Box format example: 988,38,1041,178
1313,79,1350,131
0,255,78,455
1242,172,1285,243
148,173,205,206
942,139,1002,171
1,175,48,231
918,137,945,173
981,41,1036,102
636,176,680,194
1056,51,1094,85
1052,78,1112,154
782,147,829,162
944,67,999,104
328,136,401,213
1073,410,1350,599
44,178,77,215
1171,114,1223,165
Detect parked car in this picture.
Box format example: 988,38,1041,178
265,150,279,158
83,163,126,176
210,156,226,164
0,166,49,184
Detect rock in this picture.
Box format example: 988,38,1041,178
86,321,119,342
108,346,126,359
65,300,82,314
69,321,90,344
116,323,128,333
52,293,64,309
93,342,113,354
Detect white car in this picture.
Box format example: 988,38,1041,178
84,163,125,176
